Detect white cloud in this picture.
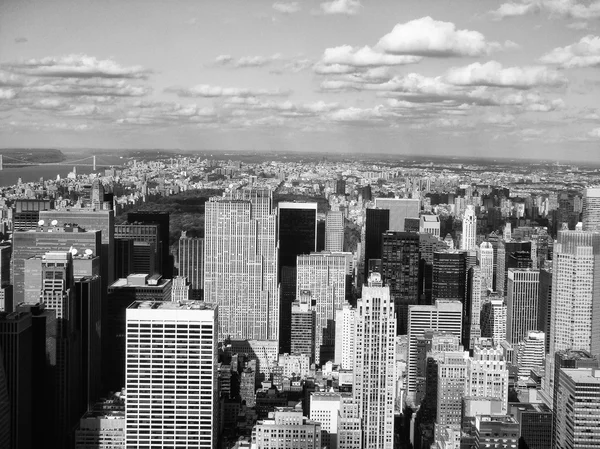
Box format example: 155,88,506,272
273,2,301,13
377,17,508,57
489,0,600,20
22,78,151,97
539,35,600,68
215,54,281,68
444,61,568,89
327,105,386,122
490,2,539,20
319,45,422,67
590,127,600,137
0,88,17,99
166,84,291,98
1,54,151,79
215,55,233,65
483,113,517,124
320,0,362,15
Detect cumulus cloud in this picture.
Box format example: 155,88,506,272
0,88,17,100
165,84,291,98
2,54,151,79
320,0,362,15
22,78,151,97
539,35,600,68
490,0,600,20
489,2,539,19
318,45,422,68
376,17,510,57
590,127,600,137
327,105,387,122
273,2,301,13
444,61,568,89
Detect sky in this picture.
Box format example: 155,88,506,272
1,0,600,161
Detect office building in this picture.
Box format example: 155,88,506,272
374,197,420,232
334,303,356,370
509,402,552,449
12,225,100,305
115,223,160,276
125,301,218,449
461,205,477,250
337,397,361,449
310,392,342,449
75,392,125,449
296,252,351,364
481,296,507,345
127,211,172,278
419,214,440,238
114,238,134,279
381,231,420,335
516,331,545,380
354,273,396,449
290,298,316,361
479,241,494,292
204,189,278,342
278,353,310,378
178,232,204,299
436,350,469,428
0,311,33,449
506,269,540,344
432,250,467,303
474,415,519,448
465,266,483,349
582,187,600,232
252,407,321,449
466,345,509,415
496,240,532,295
553,367,600,448
325,210,344,252
538,268,552,353
12,199,53,231
407,300,462,402
171,276,190,302
364,208,390,279
0,245,10,287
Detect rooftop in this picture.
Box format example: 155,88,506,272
128,300,217,311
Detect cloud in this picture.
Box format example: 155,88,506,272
489,0,600,20
327,106,387,122
2,54,151,79
444,61,568,89
273,2,301,13
0,88,17,100
282,58,313,72
22,78,151,97
215,54,281,68
590,127,600,137
483,113,517,125
539,35,600,68
14,37,28,44
376,17,510,57
318,45,422,68
566,21,589,30
320,0,362,15
489,2,539,20
215,55,233,65
165,84,291,98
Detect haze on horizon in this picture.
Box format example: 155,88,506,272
1,0,600,162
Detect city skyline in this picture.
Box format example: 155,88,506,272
1,0,600,161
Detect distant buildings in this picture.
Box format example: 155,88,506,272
374,198,420,232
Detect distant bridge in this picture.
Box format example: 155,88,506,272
0,154,116,171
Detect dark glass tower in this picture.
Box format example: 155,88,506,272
381,231,420,335
127,211,173,278
432,250,467,303
364,208,390,280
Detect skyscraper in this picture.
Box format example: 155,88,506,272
582,187,600,232
178,231,204,299
334,303,356,370
432,250,467,303
381,231,420,334
204,189,278,342
506,268,540,345
374,198,420,232
364,208,389,279
496,240,532,295
466,344,509,415
461,205,477,250
115,223,160,276
479,241,494,292
516,331,545,380
125,301,218,449
296,252,351,364
127,211,172,278
325,210,344,252
290,296,316,361
353,273,396,449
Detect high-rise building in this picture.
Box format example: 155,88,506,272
277,202,317,269
114,238,134,279
545,231,600,401
296,252,351,364
466,344,509,415
479,241,494,292
0,347,9,449
516,331,545,380
204,189,278,342
334,303,356,370
12,199,53,231
480,296,507,345
506,269,540,344
0,245,11,287
337,397,362,449
325,210,344,252
125,301,218,449
407,300,463,402
432,250,467,303
553,367,600,448
381,231,420,335
436,350,469,428
127,211,172,278
364,208,390,279
474,415,520,448
75,392,125,449
178,232,204,299
496,240,532,295
353,273,396,449
419,215,440,238
374,198,420,232
538,268,552,354
171,276,190,302
465,266,483,349
310,392,343,449
253,407,321,449
461,205,477,250
290,297,316,361
0,311,33,449
115,223,160,276
582,187,600,232
509,402,552,449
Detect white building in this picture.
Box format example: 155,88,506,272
325,211,345,252
354,273,396,449
125,301,218,449
252,407,321,449
506,269,540,344
171,275,190,302
204,189,278,341
582,188,600,232
461,205,477,251
466,345,509,415
334,304,356,370
478,241,494,291
419,215,441,238
516,331,545,380
310,392,343,449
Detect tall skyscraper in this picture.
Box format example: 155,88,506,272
334,303,356,370
125,301,218,449
325,210,344,252
204,189,278,342
353,273,396,449
296,252,351,364
582,187,600,232
436,350,469,428
479,241,494,292
496,240,532,295
506,269,540,344
290,296,316,361
465,266,483,348
374,198,420,232
364,208,389,279
381,231,420,335
545,231,600,401
432,250,467,303
178,231,204,299
12,199,53,231
466,344,509,415
115,223,160,276
127,211,172,278
277,202,317,269
407,300,463,403
461,205,477,250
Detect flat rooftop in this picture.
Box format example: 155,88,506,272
128,300,216,311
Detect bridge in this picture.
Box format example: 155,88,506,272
0,154,116,171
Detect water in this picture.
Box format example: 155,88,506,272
0,155,125,186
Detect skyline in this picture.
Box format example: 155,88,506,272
1,0,600,160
